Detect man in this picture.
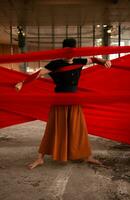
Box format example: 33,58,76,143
15,38,111,169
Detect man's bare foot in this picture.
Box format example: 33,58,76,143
85,156,102,165
28,158,44,170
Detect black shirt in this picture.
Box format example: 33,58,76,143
45,58,88,92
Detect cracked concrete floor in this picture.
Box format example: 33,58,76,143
0,120,130,200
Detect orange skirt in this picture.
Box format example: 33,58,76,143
39,105,91,161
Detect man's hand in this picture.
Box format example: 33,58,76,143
89,57,112,69
104,60,111,68
15,81,24,91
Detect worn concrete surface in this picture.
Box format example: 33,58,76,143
0,120,130,200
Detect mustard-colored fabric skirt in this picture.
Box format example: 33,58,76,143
39,105,91,161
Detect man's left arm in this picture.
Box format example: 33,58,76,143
87,57,111,68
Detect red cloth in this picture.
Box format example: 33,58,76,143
0,47,130,145
0,46,130,63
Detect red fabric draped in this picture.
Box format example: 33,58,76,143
0,46,130,63
0,46,130,144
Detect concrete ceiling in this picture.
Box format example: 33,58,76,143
0,0,130,26
0,0,130,47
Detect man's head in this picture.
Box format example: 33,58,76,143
62,38,76,48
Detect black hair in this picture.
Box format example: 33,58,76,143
62,38,76,48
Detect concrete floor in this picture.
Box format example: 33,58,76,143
0,120,130,200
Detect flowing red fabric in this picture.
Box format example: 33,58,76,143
0,46,130,63
0,46,130,144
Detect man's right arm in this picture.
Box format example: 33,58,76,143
15,68,50,91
